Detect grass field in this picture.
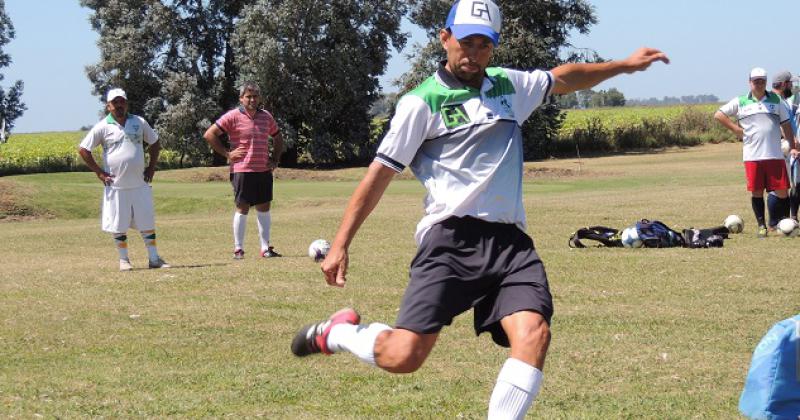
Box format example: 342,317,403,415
1,142,797,418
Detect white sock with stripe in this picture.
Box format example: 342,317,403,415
326,322,391,366
488,358,543,420
256,210,271,251
113,233,129,261
233,212,247,251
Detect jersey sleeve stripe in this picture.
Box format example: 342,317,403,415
544,71,554,98
375,153,405,173
215,122,227,134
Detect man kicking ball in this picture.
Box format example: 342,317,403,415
291,0,668,418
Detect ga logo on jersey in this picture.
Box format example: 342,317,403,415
441,103,471,129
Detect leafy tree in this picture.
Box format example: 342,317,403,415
81,0,249,166
83,0,407,167
0,0,25,137
395,0,597,160
556,92,578,109
233,0,408,165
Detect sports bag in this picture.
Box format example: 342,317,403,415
635,219,685,248
682,226,730,248
739,314,800,419
568,226,623,248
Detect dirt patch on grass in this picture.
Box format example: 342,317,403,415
523,166,610,179
160,164,600,183
0,180,50,222
160,166,372,183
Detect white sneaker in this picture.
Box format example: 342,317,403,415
148,258,171,269
119,259,134,272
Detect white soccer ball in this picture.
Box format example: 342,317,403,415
723,214,744,234
621,227,643,248
308,239,331,262
777,218,800,237
782,139,791,157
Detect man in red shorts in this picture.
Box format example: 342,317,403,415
204,81,284,258
715,67,797,237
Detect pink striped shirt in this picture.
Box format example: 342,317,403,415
216,107,280,173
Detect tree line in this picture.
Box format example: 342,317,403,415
80,0,598,165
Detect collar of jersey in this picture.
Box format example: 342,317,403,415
436,62,494,92
105,113,130,125
238,106,264,116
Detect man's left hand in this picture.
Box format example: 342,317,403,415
144,167,156,183
791,149,800,159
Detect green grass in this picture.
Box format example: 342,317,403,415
1,142,796,418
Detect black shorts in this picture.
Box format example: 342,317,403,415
395,216,553,347
230,171,273,206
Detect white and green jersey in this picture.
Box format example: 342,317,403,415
719,92,790,161
376,65,553,244
80,114,158,190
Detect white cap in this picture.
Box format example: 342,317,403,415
446,0,502,47
749,67,768,80
106,88,127,102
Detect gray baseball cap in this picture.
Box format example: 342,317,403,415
773,71,792,83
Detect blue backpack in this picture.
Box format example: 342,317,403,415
739,314,800,419
635,219,685,248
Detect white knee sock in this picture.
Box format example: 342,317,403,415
256,210,271,251
488,358,543,420
113,233,129,261
326,322,391,366
233,212,247,250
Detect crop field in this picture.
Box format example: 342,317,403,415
0,131,90,175
0,131,181,176
559,103,720,136
1,142,797,418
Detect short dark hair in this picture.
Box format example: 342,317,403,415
239,81,260,97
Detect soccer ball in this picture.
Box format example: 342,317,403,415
777,218,800,237
782,139,791,156
621,227,643,248
723,214,744,234
308,239,331,262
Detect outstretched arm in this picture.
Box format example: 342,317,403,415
321,162,396,288
551,47,669,95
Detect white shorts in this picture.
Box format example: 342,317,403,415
101,185,155,233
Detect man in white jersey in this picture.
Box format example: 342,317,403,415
78,88,170,271
770,71,800,220
291,1,668,417
715,68,797,237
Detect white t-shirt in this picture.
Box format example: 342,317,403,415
718,92,789,161
375,65,552,244
80,114,158,189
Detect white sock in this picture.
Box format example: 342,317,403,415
113,233,129,261
140,230,159,261
488,358,543,420
256,210,271,251
326,322,391,366
233,212,247,250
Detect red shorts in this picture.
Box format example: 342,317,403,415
744,159,789,192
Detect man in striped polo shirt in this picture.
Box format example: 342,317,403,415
290,0,668,417
204,81,284,259
715,68,797,237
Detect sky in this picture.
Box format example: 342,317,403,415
4,0,798,133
